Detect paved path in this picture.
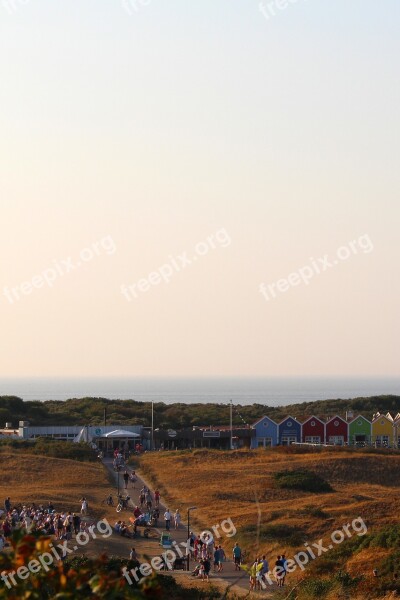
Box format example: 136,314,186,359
102,458,271,597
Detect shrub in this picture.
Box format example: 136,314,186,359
298,578,334,598
0,531,225,599
273,469,333,493
298,504,329,519
243,523,305,546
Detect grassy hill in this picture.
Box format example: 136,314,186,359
137,446,400,599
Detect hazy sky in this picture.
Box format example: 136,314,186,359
1,0,399,377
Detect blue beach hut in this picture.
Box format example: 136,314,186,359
278,416,301,445
251,416,278,448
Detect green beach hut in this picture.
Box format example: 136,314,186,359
348,415,371,446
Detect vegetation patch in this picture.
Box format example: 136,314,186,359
273,469,333,493
297,504,329,519
243,523,306,546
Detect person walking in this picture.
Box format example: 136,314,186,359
154,489,160,507
145,491,152,511
213,546,220,572
275,555,285,587
217,545,226,572
256,558,264,590
152,507,159,527
129,471,137,489
129,547,138,562
281,554,288,586
123,470,129,490
203,557,211,581
72,513,81,535
80,498,88,515
261,554,269,584
249,559,258,591
164,509,171,531
232,543,242,571
174,509,181,529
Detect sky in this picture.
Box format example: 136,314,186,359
0,0,399,378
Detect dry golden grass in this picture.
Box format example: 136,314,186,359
138,447,400,588
0,450,115,521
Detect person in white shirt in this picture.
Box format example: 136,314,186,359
80,498,88,515
164,509,171,531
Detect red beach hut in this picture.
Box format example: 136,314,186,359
325,415,348,445
302,416,325,444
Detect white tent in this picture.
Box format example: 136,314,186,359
73,427,90,443
102,430,140,438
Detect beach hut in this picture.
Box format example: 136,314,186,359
278,416,301,445
251,416,278,448
325,415,348,445
372,413,394,447
348,415,372,446
393,414,400,449
301,416,325,444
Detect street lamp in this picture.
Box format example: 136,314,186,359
187,506,197,571
116,465,121,496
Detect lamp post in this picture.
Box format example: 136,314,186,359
187,506,197,571
116,465,121,496
151,401,154,451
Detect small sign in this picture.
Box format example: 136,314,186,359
203,431,221,438
168,430,177,438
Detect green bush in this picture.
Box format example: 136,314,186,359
298,504,329,519
273,469,333,493
243,523,305,546
298,578,334,598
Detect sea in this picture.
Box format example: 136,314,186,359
0,377,399,406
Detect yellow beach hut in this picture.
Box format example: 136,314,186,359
371,412,394,447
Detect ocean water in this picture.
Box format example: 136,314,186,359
0,377,399,406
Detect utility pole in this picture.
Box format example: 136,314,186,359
230,399,233,450
117,465,121,496
151,401,154,451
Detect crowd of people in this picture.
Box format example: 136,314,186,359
111,467,286,589
0,496,95,554
1,477,289,593
113,482,161,538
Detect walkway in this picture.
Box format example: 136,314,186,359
102,458,278,597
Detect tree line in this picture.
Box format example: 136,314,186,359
1,394,400,431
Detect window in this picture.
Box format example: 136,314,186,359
311,421,316,427
305,436,320,443
286,422,292,427
281,436,297,446
257,437,272,447
334,420,339,427
380,435,389,444
329,436,344,445
263,422,269,428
